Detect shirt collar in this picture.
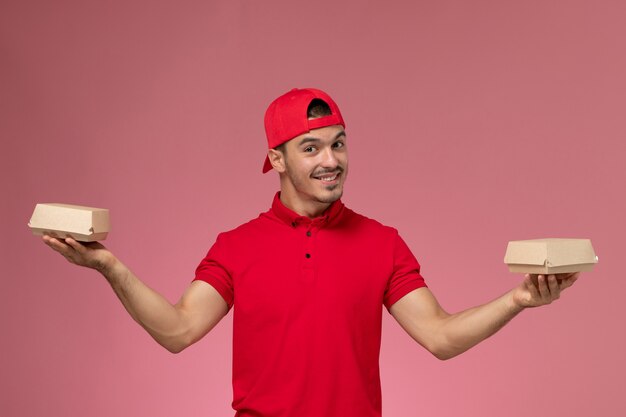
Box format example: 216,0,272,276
270,191,345,228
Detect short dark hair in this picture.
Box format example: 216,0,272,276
275,142,287,154
274,99,332,154
307,99,332,118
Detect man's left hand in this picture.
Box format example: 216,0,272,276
512,272,580,309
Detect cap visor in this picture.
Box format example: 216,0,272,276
262,156,273,173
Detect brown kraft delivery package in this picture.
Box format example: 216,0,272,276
28,203,110,242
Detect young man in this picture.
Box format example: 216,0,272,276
43,87,579,417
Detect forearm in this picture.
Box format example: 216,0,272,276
99,257,191,352
435,289,524,359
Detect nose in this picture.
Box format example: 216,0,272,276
320,146,339,169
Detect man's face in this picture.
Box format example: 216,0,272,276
280,124,348,205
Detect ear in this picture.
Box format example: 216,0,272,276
268,148,287,173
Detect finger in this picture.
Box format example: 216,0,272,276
42,234,59,245
65,237,87,255
42,235,56,248
537,275,551,301
560,273,580,290
45,236,72,254
547,274,560,300
525,275,541,300
554,272,575,282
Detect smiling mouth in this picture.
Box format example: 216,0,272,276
312,172,341,183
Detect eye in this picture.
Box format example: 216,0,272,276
304,146,316,153
332,141,345,149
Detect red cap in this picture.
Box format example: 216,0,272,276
262,88,345,173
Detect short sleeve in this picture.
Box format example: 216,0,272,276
383,231,427,312
193,233,234,310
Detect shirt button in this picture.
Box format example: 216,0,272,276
306,231,311,237
305,253,311,258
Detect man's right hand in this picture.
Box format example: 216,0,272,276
42,235,115,273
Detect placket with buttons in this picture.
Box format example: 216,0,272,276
302,218,315,284
292,215,327,284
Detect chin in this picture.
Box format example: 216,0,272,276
316,186,343,204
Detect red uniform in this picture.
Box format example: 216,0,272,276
194,192,427,417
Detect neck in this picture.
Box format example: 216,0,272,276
279,189,332,218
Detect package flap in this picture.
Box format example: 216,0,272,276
504,238,597,268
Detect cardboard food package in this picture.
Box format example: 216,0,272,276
28,203,110,242
504,238,597,274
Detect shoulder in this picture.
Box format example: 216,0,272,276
212,207,281,247
340,206,399,238
215,214,266,240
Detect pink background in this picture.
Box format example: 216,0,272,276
2,1,625,416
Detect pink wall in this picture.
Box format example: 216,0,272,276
2,0,625,416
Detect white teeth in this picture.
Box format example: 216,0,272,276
318,174,337,181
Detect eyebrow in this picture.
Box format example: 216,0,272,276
298,130,347,146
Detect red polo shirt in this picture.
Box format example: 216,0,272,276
194,192,427,417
